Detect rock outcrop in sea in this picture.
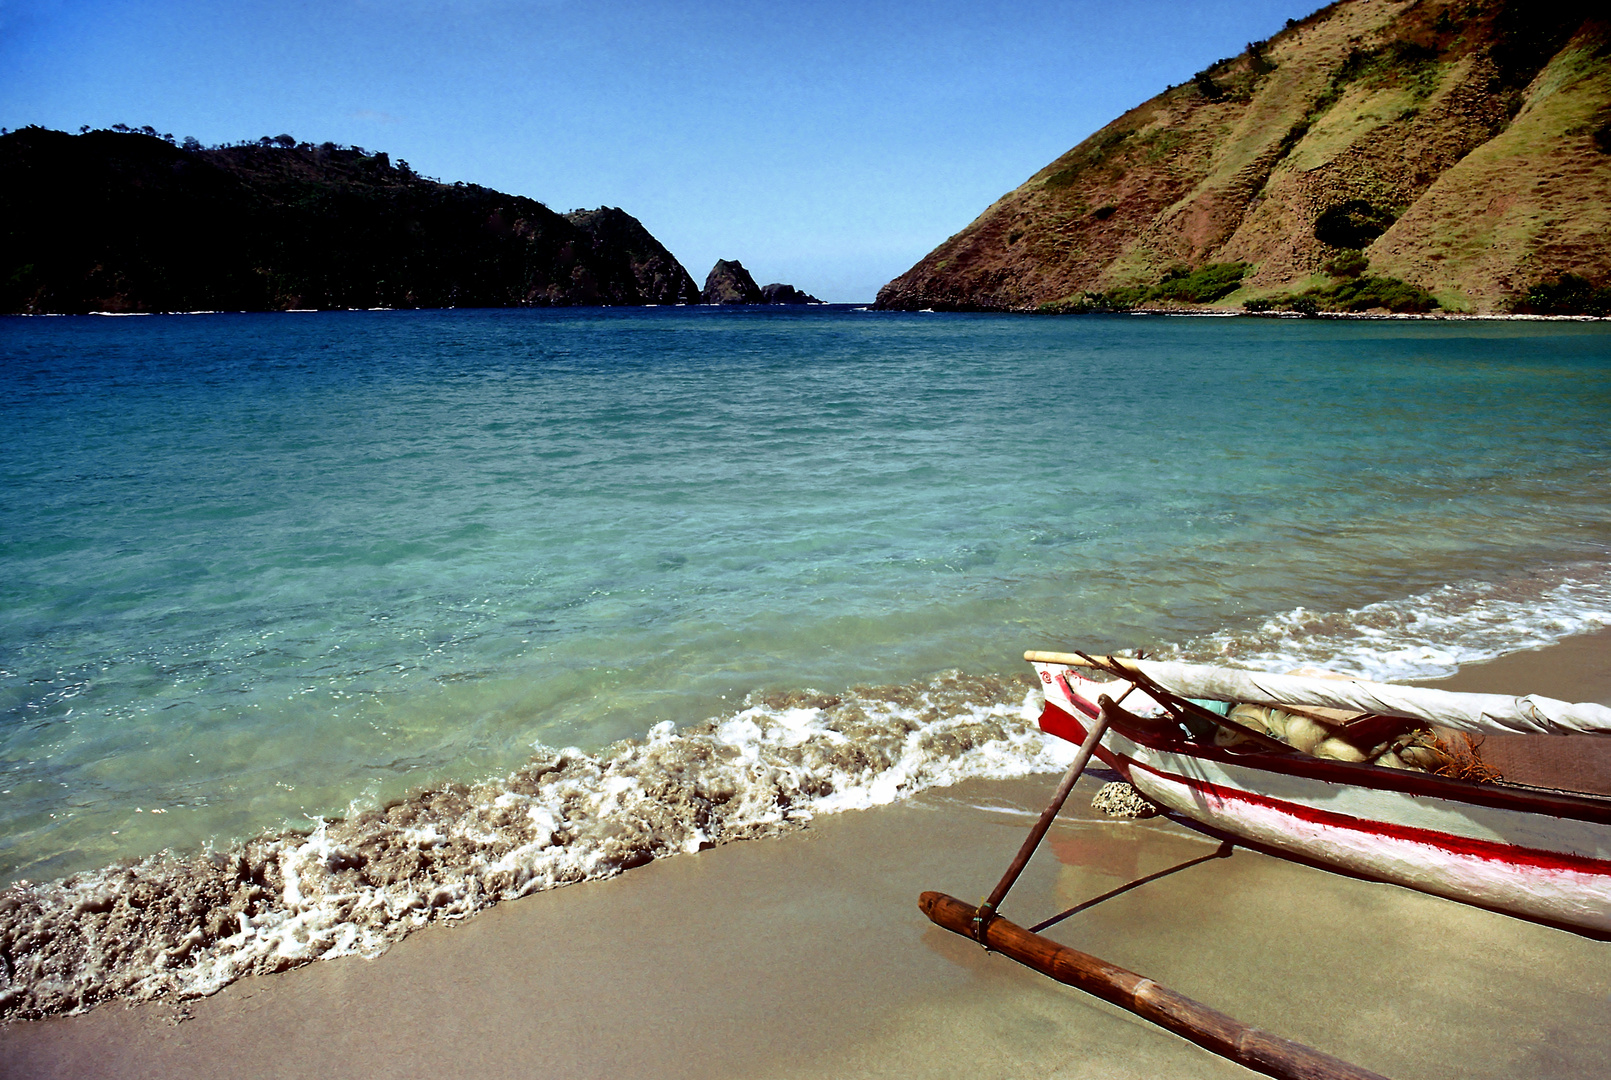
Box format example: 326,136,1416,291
702,259,822,304
875,0,1610,315
0,128,703,313
702,259,765,304
759,282,822,304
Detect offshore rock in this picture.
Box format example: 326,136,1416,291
702,259,764,304
0,128,701,313
760,282,822,304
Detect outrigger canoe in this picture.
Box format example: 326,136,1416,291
920,650,1611,1080
1031,651,1611,933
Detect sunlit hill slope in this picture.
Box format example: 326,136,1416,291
876,0,1609,315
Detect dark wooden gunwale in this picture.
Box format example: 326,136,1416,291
1040,697,1611,826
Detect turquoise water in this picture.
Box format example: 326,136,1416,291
4,308,1611,885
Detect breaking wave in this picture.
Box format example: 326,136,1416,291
1168,562,1611,683
0,672,1068,1021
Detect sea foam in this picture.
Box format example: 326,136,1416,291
0,672,1069,1020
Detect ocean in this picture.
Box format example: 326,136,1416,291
2,306,1609,1016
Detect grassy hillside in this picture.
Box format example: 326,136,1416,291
876,0,1608,315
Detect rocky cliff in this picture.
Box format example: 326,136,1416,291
876,0,1609,314
564,206,701,305
0,128,701,313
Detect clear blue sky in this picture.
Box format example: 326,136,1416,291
2,0,1319,301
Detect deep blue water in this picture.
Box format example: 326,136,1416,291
3,306,1610,883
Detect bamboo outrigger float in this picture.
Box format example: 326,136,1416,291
920,650,1611,1080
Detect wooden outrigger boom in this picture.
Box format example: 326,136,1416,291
920,892,1388,1080
920,690,1390,1080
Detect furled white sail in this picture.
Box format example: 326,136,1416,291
1024,653,1611,737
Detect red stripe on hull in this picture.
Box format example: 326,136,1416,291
1128,759,1611,877
1037,700,1128,775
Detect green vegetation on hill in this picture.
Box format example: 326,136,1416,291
1244,275,1440,315
1512,274,1611,316
1038,262,1250,313
0,126,699,314
1314,201,1399,250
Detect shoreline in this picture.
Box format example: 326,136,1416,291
1110,307,1610,321
894,307,1611,320
1165,309,1611,321
8,306,1610,320
5,631,1610,1079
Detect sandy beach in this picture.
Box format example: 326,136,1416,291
4,632,1609,1080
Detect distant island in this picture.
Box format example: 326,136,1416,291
876,0,1610,316
0,127,707,313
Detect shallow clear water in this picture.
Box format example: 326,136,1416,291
3,307,1610,885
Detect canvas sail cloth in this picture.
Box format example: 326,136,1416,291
1106,659,1611,738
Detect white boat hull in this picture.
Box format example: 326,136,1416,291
1033,661,1611,934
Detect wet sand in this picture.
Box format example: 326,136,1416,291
5,636,1610,1080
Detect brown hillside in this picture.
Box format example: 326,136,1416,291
875,0,1609,314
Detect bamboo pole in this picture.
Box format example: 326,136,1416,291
1025,649,1122,667
919,891,1390,1080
